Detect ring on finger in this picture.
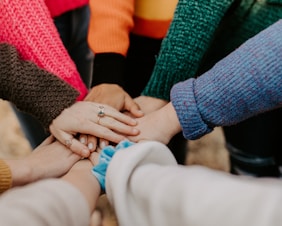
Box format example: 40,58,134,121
97,105,105,117
65,137,73,148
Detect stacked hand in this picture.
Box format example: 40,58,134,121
49,101,139,157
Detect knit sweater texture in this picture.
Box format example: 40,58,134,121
88,0,178,85
171,20,282,140
0,160,12,194
143,0,282,100
88,0,177,56
0,43,79,129
0,0,88,100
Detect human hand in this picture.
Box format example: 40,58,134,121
85,84,144,118
7,136,81,187
134,96,168,114
128,103,182,144
49,101,139,158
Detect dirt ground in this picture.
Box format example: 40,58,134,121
0,98,230,225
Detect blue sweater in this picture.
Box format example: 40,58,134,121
171,20,282,140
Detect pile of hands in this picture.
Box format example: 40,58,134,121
50,84,172,158
24,84,180,190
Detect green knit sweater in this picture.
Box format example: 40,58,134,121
142,0,282,100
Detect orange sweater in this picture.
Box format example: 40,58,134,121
88,0,178,56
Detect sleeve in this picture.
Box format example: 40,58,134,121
106,141,282,226
0,179,90,226
141,0,234,100
0,159,12,194
0,0,87,100
170,20,282,140
88,0,134,86
0,43,79,129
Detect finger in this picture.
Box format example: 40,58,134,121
98,116,139,136
88,152,100,165
98,138,109,150
87,135,98,152
50,126,91,158
95,146,102,153
95,104,137,126
68,138,91,158
124,95,144,118
79,134,88,146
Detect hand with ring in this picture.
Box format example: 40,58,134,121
49,101,140,158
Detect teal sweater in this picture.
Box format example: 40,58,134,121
142,0,282,100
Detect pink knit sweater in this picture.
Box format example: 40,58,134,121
45,0,89,17
0,0,88,100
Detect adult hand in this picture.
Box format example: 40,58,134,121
49,101,139,158
128,103,182,144
134,96,168,114
85,84,144,118
5,136,81,187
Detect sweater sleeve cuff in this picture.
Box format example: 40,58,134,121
0,43,79,130
0,159,12,194
170,79,213,140
92,53,126,87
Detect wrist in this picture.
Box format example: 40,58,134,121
4,159,33,187
161,103,182,139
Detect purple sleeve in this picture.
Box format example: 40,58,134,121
171,20,282,140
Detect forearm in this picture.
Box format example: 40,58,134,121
0,179,90,226
0,0,87,100
107,141,282,226
62,166,101,212
1,159,34,188
142,0,233,100
0,44,78,129
171,20,282,140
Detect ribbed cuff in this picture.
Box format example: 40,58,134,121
0,159,12,194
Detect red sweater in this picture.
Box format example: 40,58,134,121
0,0,88,100
45,0,88,17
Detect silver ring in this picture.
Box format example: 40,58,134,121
65,138,73,148
97,106,105,117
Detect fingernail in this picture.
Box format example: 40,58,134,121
132,128,139,134
99,141,106,149
88,142,94,150
82,148,90,157
80,137,86,144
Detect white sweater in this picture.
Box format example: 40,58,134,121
0,141,282,226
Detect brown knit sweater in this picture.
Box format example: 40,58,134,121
0,43,79,129
0,43,80,193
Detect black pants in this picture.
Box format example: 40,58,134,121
225,107,282,177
